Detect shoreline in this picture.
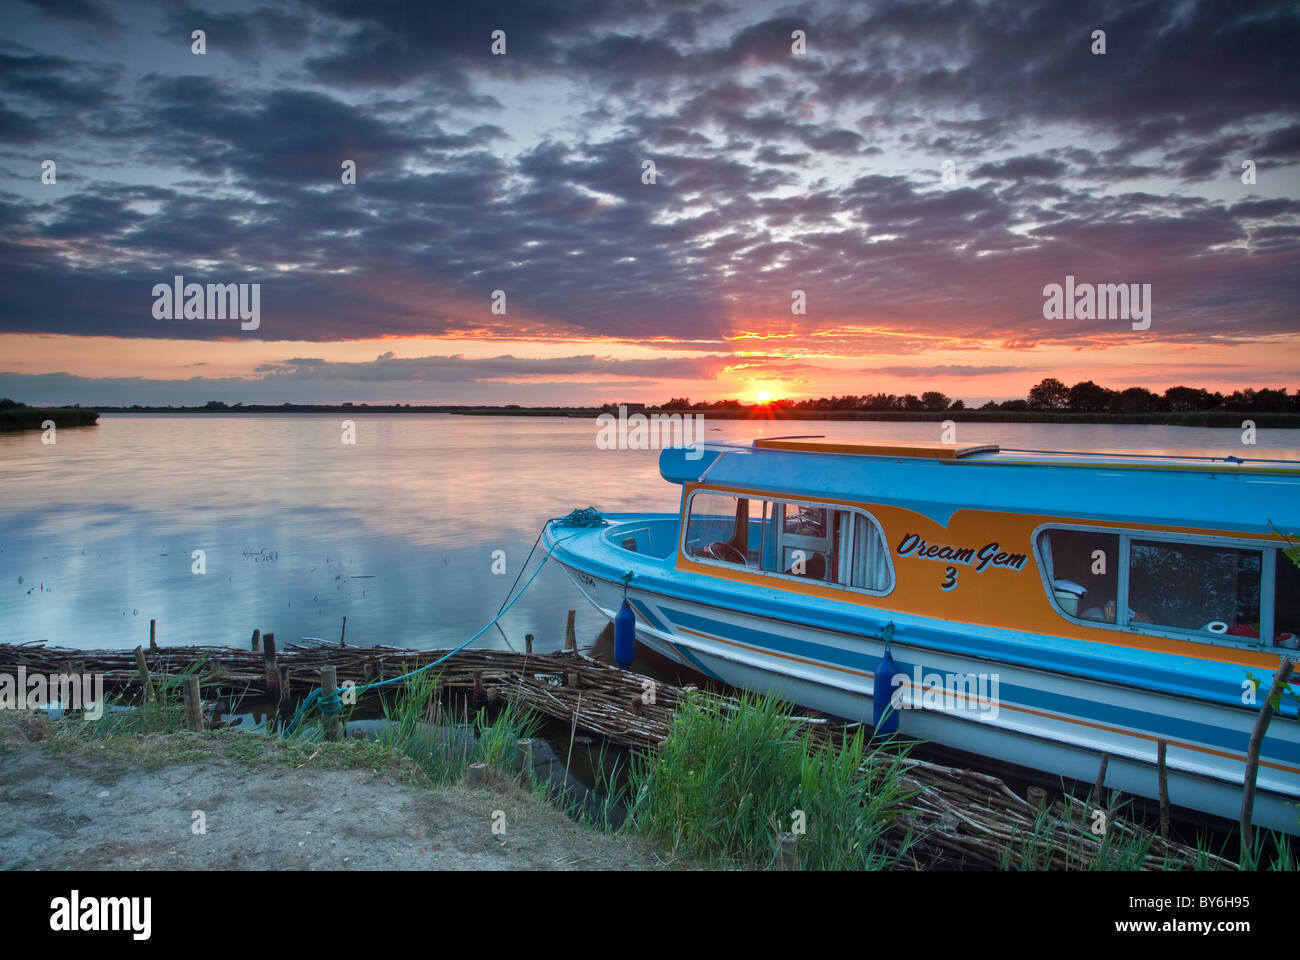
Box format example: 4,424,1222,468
0,408,99,432
83,406,1300,428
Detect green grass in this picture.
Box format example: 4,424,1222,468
625,690,915,870
1239,829,1298,871
281,667,544,787
995,788,1298,871
33,655,217,745
997,793,1173,870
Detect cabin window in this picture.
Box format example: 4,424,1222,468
1038,529,1119,621
1037,524,1282,647
1128,539,1262,637
683,489,893,594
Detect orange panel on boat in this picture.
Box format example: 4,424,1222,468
752,438,1000,459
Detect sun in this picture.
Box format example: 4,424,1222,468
756,390,774,405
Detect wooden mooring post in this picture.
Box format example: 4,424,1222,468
321,665,339,741
263,632,279,698
564,609,577,652
250,629,260,653
133,645,156,705
149,619,158,651
182,676,203,732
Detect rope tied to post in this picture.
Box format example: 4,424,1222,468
281,516,589,736
316,688,343,715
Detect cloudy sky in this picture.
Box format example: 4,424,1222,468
1,0,1297,406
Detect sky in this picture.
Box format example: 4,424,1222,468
0,0,1297,407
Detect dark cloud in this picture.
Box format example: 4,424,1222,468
15,0,118,29
254,352,735,382
0,0,1293,378
969,156,1069,181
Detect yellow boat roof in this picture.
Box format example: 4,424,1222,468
753,438,999,459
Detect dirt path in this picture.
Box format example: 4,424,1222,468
0,719,658,871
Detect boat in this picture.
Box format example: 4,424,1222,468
544,437,1300,836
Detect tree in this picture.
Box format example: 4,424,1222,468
920,391,951,411
1110,386,1157,413
1164,385,1209,412
1027,378,1070,411
949,399,965,410
1253,388,1290,412
1068,380,1112,413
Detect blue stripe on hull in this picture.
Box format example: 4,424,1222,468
661,604,1300,767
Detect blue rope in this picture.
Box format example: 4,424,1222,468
552,506,606,527
281,520,582,736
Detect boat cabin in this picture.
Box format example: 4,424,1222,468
657,438,1300,661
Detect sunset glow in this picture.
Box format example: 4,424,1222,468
0,1,1293,409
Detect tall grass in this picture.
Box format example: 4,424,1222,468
369,669,541,785
58,657,213,741
996,789,1298,871
997,793,1173,870
626,690,914,869
538,737,632,832
1239,829,1298,871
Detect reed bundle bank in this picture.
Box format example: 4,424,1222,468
2,640,1267,870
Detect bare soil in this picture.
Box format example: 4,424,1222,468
0,714,658,871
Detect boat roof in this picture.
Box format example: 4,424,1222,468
754,438,999,459
659,438,1300,532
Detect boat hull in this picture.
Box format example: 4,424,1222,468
551,533,1300,838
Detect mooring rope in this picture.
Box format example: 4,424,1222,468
552,506,607,527
281,512,600,736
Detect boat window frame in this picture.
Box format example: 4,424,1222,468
680,487,896,597
1031,521,1279,650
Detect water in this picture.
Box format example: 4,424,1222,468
3,414,1296,651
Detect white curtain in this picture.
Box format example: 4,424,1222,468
852,516,890,591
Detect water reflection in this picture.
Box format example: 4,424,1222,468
2,413,1296,650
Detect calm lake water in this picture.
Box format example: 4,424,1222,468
3,414,1297,651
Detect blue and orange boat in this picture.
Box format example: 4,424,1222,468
545,438,1300,835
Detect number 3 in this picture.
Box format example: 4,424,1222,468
941,567,958,590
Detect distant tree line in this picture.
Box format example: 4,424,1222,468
661,381,1299,414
